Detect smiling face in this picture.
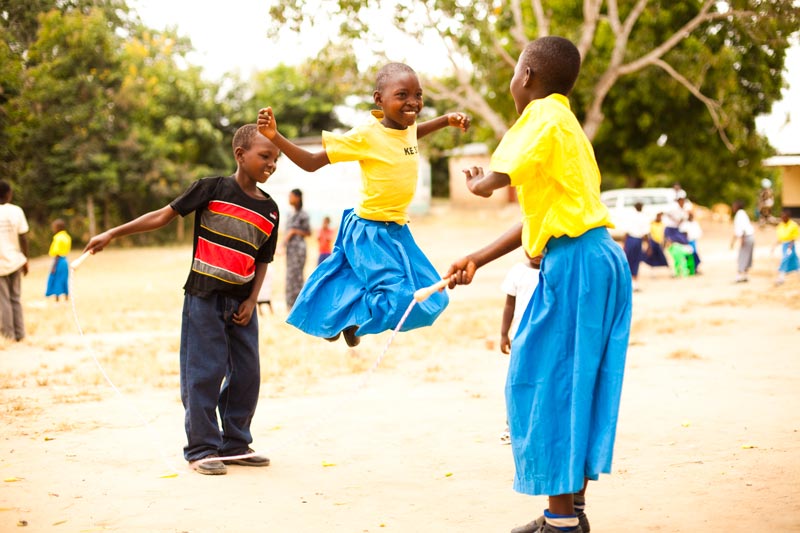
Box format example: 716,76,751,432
374,71,423,130
238,135,280,185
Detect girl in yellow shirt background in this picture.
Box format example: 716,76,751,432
775,209,799,285
45,218,71,301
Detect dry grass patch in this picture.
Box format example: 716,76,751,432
667,349,703,360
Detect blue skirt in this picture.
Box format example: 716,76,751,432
623,235,643,276
286,209,448,337
507,227,632,496
779,241,799,273
643,239,669,267
45,256,69,297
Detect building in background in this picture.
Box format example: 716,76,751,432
764,155,800,219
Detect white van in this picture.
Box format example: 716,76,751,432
600,188,678,239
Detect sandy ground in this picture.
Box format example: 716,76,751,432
1,204,799,532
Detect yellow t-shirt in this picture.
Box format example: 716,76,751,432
322,110,419,225
490,94,612,257
650,221,665,244
777,219,799,243
49,230,71,257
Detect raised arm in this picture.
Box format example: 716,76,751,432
257,107,330,172
84,205,179,254
417,112,470,139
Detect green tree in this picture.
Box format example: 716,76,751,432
267,0,799,205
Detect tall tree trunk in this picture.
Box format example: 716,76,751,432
86,194,96,237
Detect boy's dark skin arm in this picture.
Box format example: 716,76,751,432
500,294,516,354
83,206,179,254
417,113,470,138
257,107,330,172
234,262,267,326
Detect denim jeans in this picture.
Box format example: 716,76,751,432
180,293,260,461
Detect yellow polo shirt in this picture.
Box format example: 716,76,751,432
323,111,419,225
490,94,611,257
49,230,71,257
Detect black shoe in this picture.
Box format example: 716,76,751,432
190,454,227,475
343,325,360,347
222,448,270,467
325,332,341,342
511,513,588,533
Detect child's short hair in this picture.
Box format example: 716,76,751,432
375,63,417,92
232,124,260,153
0,180,10,198
520,36,581,96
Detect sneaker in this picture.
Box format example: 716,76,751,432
343,325,360,347
222,448,270,467
511,514,588,533
190,454,227,475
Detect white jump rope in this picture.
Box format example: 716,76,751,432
69,250,449,475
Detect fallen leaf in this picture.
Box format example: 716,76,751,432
4,477,21,483
321,461,336,467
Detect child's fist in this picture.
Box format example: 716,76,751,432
448,112,470,132
257,107,277,139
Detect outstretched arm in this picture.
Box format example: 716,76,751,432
84,205,179,254
417,112,470,139
257,107,330,172
446,222,523,288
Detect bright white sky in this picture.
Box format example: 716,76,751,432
131,0,799,155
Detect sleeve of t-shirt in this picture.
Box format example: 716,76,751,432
17,207,29,234
322,127,368,164
500,264,521,296
169,177,221,217
490,114,553,187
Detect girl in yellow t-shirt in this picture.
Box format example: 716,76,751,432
775,210,799,285
45,219,71,301
257,63,469,346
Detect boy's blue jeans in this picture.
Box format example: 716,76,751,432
180,293,260,461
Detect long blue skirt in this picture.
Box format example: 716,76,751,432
507,227,632,496
286,209,448,337
779,241,799,273
45,256,69,297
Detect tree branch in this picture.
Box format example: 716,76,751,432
577,0,603,59
653,58,734,151
531,0,549,38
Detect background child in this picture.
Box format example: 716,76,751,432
317,215,335,265
679,211,703,273
45,218,71,301
500,253,541,355
499,252,541,444
284,188,310,310
731,200,755,283
623,202,650,291
774,209,799,285
446,37,631,533
643,212,669,269
84,124,280,475
257,62,469,347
